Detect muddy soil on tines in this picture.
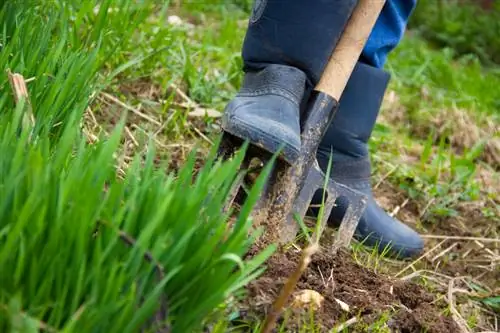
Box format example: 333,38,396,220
240,248,460,333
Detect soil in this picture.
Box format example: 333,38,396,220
239,247,461,333
230,150,497,332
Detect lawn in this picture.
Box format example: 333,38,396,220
1,1,498,332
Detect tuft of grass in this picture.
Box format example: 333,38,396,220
1,2,276,332
0,0,161,139
0,104,275,332
1,3,98,139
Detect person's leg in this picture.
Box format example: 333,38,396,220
316,0,423,258
361,0,417,68
221,0,357,163
222,0,423,258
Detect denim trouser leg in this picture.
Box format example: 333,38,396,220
361,0,417,68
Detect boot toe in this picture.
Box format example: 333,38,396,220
354,197,424,258
222,96,301,163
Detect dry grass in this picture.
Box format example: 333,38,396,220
381,89,500,168
82,83,218,176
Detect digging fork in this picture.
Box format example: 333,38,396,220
219,0,387,250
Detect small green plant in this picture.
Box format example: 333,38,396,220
395,135,481,222
0,105,275,332
479,296,500,313
468,282,500,314
367,311,392,332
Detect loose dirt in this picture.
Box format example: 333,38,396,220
240,247,461,332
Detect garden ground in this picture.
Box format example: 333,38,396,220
2,1,499,332
93,3,499,332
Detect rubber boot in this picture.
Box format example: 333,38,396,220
221,0,357,163
314,61,424,258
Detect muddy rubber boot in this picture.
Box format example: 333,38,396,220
222,0,357,163
314,61,424,259
222,65,306,163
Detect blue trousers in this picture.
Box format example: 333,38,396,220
363,0,417,68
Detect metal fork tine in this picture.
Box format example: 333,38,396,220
332,184,368,252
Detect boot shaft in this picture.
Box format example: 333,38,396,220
242,0,357,89
319,61,390,161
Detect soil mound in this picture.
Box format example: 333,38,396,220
241,248,460,332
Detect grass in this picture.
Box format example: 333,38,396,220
1,1,499,332
388,32,500,116
1,2,276,332
409,0,500,66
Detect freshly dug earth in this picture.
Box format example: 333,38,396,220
240,248,461,332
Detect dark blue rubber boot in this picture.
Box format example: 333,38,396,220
222,64,306,163
314,61,424,258
222,0,357,163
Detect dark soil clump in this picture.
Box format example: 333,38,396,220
240,247,461,332
389,303,460,333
